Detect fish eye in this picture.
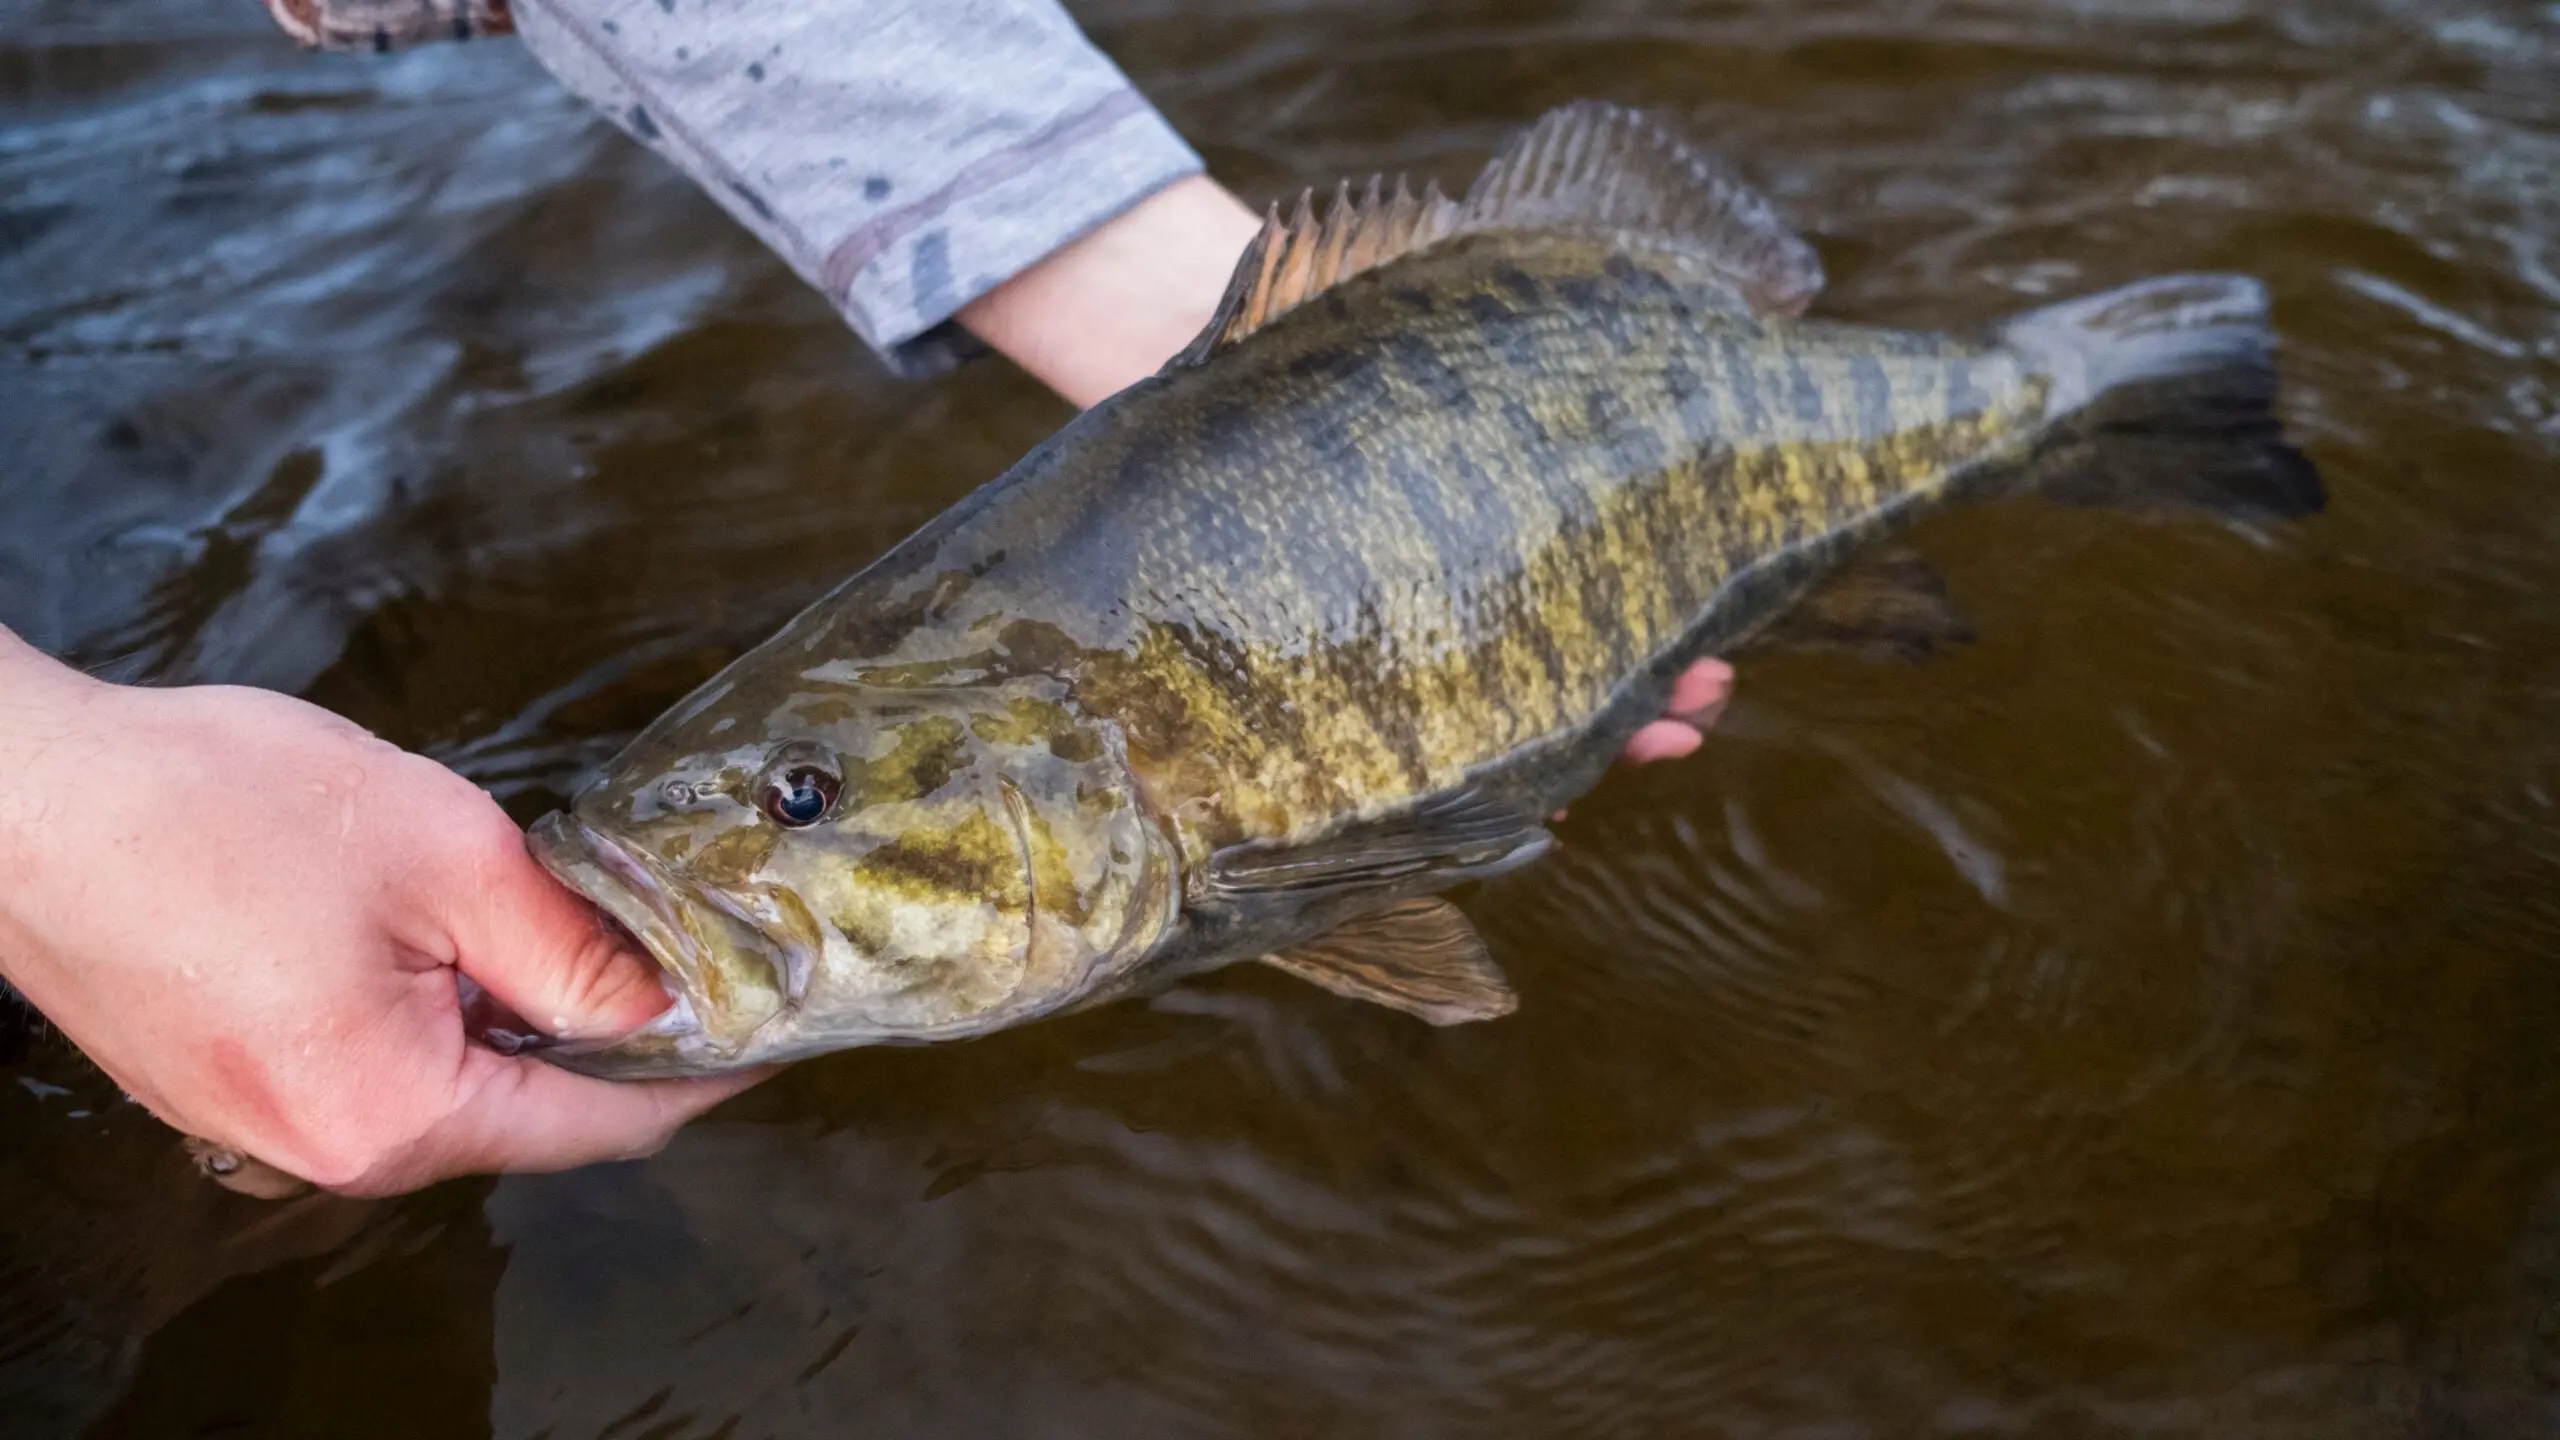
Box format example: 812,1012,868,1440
756,749,842,829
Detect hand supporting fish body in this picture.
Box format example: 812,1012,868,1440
528,102,2322,1077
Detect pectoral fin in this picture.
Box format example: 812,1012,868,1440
1202,789,1549,900
1261,898,1517,1026
1753,545,1975,664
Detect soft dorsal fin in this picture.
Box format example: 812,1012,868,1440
1455,99,1825,317
1259,898,1517,1026
1172,100,1823,366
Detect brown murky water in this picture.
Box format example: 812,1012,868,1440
6,0,2560,1434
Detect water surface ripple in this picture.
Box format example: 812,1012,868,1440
4,0,2559,1435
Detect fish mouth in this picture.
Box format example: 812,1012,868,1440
526,812,795,1077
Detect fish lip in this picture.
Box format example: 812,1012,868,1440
526,812,744,1060
529,811,1021,1059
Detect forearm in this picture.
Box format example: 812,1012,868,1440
0,631,146,1026
0,628,102,958
957,174,1259,407
509,0,1233,396
0,624,90,696
265,0,1259,405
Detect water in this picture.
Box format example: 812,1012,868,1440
4,0,2558,1434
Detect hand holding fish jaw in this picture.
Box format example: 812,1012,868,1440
0,631,760,1196
0,163,1742,1187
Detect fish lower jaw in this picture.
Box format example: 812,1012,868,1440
544,989,793,1076
544,971,1123,1073
526,811,796,1072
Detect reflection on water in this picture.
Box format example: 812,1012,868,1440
6,0,2560,1434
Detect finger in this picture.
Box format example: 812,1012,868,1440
441,820,673,1042
1622,719,1705,765
1674,692,1729,731
1667,658,1735,721
343,1052,766,1196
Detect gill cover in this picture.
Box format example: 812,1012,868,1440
541,676,1176,1076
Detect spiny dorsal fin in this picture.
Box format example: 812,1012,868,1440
1172,100,1824,367
1173,175,1463,367
1459,100,1824,317
1259,898,1517,1026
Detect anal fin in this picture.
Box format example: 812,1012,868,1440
1260,898,1516,1026
1752,545,1976,664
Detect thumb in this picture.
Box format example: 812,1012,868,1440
440,813,673,1043
344,1049,765,1196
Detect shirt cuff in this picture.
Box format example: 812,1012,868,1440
509,0,1204,379
830,98,1201,377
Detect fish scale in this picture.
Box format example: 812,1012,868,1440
528,100,2318,1074
1034,235,2047,849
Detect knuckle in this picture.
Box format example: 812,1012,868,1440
453,801,526,867
419,784,527,877
291,1135,388,1192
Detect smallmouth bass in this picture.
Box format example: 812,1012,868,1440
526,101,2321,1077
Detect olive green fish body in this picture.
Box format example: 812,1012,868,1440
529,102,2318,1075
814,234,2046,866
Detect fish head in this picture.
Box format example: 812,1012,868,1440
528,675,1180,1076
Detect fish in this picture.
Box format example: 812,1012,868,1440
524,100,2322,1078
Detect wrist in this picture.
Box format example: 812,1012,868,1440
0,625,101,707
958,173,1262,409
0,629,114,986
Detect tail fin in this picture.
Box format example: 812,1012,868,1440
1998,275,2325,520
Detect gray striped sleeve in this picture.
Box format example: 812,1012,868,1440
509,0,1204,376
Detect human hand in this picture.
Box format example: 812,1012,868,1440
1624,657,1735,764
958,173,1268,409
0,632,756,1196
